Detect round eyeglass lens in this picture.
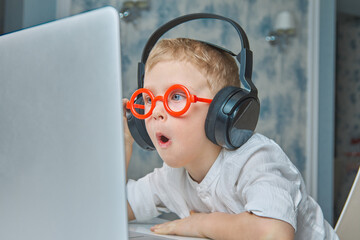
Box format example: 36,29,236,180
166,87,188,113
141,91,153,115
129,88,154,119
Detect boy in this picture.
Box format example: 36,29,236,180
123,38,338,240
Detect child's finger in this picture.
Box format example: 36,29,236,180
190,210,197,215
151,222,175,235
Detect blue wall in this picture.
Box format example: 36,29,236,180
3,0,57,33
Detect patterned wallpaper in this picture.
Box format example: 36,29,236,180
334,13,360,220
70,0,309,181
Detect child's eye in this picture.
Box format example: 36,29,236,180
143,95,152,105
170,92,186,102
172,94,182,101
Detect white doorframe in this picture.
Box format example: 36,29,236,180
306,0,320,201
307,0,336,224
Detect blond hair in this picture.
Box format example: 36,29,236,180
145,38,240,93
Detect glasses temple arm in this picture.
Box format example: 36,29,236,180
126,101,145,109
192,96,212,104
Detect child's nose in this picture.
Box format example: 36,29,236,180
152,101,167,120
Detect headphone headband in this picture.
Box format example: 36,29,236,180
138,13,257,95
141,13,250,62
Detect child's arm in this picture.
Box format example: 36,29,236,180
151,211,294,240
127,202,135,221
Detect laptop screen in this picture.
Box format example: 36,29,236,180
0,7,128,240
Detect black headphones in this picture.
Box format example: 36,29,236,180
126,13,260,151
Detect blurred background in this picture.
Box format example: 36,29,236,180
1,0,359,227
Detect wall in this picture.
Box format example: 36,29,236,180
70,0,309,183
337,0,360,17
0,0,4,34
2,0,57,34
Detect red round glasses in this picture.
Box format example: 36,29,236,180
126,84,213,119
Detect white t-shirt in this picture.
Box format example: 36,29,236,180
127,133,338,240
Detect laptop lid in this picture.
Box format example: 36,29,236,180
335,167,360,239
0,6,128,240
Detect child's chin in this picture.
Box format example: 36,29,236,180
161,156,183,168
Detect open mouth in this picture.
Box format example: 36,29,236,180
156,133,170,146
160,135,169,143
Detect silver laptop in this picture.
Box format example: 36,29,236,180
335,167,360,240
0,7,128,240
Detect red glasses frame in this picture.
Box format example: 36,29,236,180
126,84,212,119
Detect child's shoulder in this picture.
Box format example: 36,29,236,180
221,133,292,169
225,133,283,157
219,133,302,188
245,132,279,146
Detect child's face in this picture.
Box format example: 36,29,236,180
143,60,221,170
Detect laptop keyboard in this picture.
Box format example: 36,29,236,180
129,231,172,239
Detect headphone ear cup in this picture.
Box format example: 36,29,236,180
205,87,237,146
126,97,155,151
205,86,259,149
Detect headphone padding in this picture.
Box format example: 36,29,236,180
126,98,155,151
205,86,259,149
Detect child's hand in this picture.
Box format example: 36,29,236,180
150,211,206,238
151,211,294,240
122,98,134,172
